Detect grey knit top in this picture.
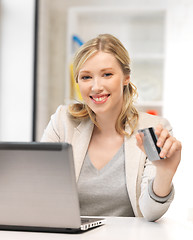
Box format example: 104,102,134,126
77,144,135,217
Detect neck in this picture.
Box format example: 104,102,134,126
95,113,119,136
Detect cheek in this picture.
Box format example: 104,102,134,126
78,83,89,98
110,79,124,94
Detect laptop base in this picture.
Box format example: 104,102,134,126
0,224,85,234
0,218,105,233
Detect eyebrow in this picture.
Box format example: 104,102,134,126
79,68,113,74
101,68,113,72
79,70,91,74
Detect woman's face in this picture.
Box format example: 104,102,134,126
77,51,130,118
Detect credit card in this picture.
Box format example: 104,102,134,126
138,127,164,161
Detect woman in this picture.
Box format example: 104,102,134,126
41,34,182,221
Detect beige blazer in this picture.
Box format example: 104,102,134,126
41,105,174,221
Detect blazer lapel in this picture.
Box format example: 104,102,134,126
124,126,142,216
72,120,94,181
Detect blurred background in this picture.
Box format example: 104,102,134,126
0,0,193,224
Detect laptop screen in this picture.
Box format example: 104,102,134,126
0,142,81,230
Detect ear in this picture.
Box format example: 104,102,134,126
123,75,130,86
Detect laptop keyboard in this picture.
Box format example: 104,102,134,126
81,217,102,224
80,217,105,230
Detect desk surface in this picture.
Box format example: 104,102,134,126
0,217,193,240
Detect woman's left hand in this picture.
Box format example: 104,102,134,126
136,124,182,197
136,124,182,175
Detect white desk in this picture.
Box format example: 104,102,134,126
0,217,193,240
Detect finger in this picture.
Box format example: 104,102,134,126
155,124,163,137
166,140,182,158
157,128,170,148
135,133,145,153
159,136,174,158
135,133,143,147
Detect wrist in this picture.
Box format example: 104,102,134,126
153,168,174,197
149,178,174,203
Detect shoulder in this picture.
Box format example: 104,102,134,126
53,105,92,136
41,105,92,142
137,112,172,132
49,105,82,139
52,105,81,127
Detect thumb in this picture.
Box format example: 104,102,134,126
135,133,145,154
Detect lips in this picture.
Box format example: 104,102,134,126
90,94,110,104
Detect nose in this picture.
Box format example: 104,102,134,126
91,77,103,93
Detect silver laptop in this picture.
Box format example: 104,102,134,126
0,142,105,233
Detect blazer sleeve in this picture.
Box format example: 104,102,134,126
138,115,175,221
139,158,175,221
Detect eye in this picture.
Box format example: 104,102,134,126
103,73,113,77
81,75,92,80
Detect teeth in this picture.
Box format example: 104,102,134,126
93,96,107,102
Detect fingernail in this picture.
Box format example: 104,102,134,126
160,151,165,158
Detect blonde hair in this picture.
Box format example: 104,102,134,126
68,34,139,136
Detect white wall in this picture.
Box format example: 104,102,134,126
0,0,35,141
0,0,193,221
36,0,168,141
164,0,193,221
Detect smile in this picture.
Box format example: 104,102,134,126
90,94,110,104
